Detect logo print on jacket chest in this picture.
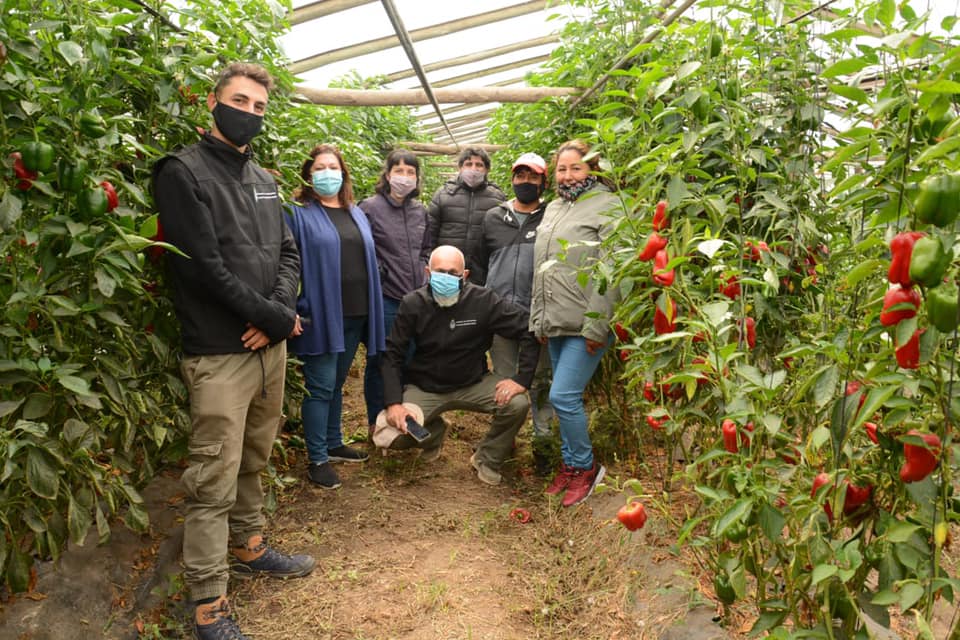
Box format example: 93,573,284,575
449,318,478,330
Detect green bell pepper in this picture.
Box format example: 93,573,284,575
78,112,107,138
57,158,88,193
76,187,108,218
926,282,959,333
909,235,951,288
915,173,960,228
713,574,736,605
20,141,54,172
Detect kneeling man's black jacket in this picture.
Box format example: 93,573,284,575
382,284,539,405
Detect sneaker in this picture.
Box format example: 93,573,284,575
561,461,606,508
469,452,502,486
328,445,369,463
230,541,317,579
307,462,341,489
194,598,249,640
544,464,574,495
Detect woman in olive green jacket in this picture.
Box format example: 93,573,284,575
529,139,621,508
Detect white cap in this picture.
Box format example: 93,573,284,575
511,152,546,175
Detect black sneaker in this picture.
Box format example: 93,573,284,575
327,444,369,463
307,462,342,489
194,598,249,640
230,541,317,579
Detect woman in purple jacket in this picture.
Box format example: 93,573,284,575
359,149,432,433
286,144,386,489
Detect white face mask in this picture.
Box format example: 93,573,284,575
460,168,485,188
389,175,416,199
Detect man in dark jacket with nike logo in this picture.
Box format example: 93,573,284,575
379,245,539,486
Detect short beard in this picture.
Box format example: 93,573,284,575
434,292,460,307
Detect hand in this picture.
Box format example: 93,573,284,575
289,315,303,338
242,324,270,351
537,336,548,345
386,404,411,431
584,338,604,355
494,379,526,407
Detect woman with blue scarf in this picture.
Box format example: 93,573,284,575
286,144,385,489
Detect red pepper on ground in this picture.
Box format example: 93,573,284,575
508,508,531,524
652,200,669,232
616,501,647,531
899,430,941,483
895,329,921,369
638,232,667,261
887,231,925,286
653,249,675,286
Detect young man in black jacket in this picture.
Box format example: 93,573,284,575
379,246,539,485
153,62,315,640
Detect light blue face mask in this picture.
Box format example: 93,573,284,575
429,271,462,298
312,169,343,197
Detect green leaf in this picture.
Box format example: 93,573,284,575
123,502,150,533
0,399,24,419
877,0,895,26
812,364,839,408
915,79,960,94
822,58,870,79
898,581,924,611
67,495,92,546
871,589,899,605
57,374,91,396
811,564,837,585
57,41,84,66
6,547,32,593
845,259,886,287
712,498,753,538
698,301,730,327
26,447,59,499
22,393,53,419
829,84,868,104
758,502,785,541
913,136,960,165
0,192,24,229
95,268,117,298
886,521,920,543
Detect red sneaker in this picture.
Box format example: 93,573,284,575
561,461,606,507
544,464,574,495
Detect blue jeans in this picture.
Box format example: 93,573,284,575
547,335,608,469
301,315,368,464
364,296,412,424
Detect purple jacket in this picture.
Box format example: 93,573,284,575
359,191,432,301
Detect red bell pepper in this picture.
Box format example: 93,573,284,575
652,200,668,231
100,180,119,212
811,472,834,522
643,381,656,402
720,275,741,300
653,297,677,335
616,501,648,531
653,249,675,286
887,231,925,286
722,419,738,453
879,285,920,326
646,413,667,430
745,240,769,262
9,151,37,190
864,421,878,444
614,322,629,342
638,232,667,261
842,483,873,515
899,430,941,483
895,329,921,369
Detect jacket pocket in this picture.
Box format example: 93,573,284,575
180,440,226,504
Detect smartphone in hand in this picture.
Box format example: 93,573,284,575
405,415,431,442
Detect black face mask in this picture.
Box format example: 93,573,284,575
212,101,263,147
513,182,541,204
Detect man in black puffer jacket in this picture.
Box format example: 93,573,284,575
427,147,505,285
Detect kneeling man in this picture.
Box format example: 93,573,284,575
380,245,539,485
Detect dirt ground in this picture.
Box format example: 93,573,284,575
1,363,958,639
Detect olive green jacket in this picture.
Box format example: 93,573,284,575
528,184,621,343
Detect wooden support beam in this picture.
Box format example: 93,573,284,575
399,142,504,155
289,0,376,26
421,108,498,131
383,34,558,82
289,0,547,74
294,86,578,106
425,54,550,89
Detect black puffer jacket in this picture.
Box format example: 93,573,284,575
427,176,505,285
479,200,546,316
